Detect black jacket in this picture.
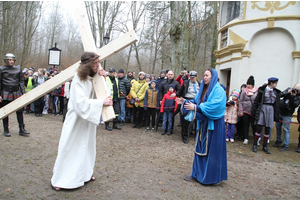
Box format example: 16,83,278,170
251,85,281,122
155,76,167,91
118,76,131,99
159,79,180,102
279,87,300,117
176,79,200,99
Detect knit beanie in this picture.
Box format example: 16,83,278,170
246,76,255,86
232,90,240,98
169,84,175,89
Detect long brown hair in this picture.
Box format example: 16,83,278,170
77,52,99,81
200,68,212,103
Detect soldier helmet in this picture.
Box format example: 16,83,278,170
4,53,16,65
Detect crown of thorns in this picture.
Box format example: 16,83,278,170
81,55,99,64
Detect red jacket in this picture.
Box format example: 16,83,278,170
160,91,178,113
176,74,190,86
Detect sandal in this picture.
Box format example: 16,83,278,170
51,184,62,191
85,176,96,183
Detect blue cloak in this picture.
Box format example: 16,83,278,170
182,68,227,185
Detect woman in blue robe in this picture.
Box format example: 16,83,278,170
177,68,227,185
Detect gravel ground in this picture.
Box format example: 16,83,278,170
0,113,299,200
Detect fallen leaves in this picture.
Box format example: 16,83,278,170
5,188,11,192
161,188,167,193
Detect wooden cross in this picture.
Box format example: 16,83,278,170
0,8,137,122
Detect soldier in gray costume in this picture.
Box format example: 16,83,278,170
0,53,30,137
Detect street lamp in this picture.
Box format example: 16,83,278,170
103,33,110,70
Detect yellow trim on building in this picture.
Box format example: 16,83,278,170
229,29,248,45
268,18,275,28
215,57,242,65
214,43,245,59
241,50,252,57
219,15,300,34
243,1,247,20
292,51,300,59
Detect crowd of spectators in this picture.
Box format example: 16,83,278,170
21,66,300,152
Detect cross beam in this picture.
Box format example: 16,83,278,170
0,30,137,120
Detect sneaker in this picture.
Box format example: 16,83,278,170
146,127,150,131
279,146,289,151
230,139,234,143
226,138,229,142
42,111,48,115
257,138,261,146
243,139,248,145
100,121,105,125
267,139,269,144
151,127,155,132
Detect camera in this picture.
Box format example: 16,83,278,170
292,88,299,94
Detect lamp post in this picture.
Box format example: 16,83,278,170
103,33,110,70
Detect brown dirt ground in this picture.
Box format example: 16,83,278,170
0,113,300,200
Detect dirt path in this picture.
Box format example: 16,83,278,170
0,113,299,199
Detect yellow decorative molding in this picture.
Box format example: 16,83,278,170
268,18,275,28
292,51,300,59
214,43,245,59
243,1,247,20
229,29,248,45
251,1,296,14
242,50,252,57
231,57,242,61
215,57,242,65
219,15,300,34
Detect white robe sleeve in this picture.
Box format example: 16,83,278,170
69,76,103,125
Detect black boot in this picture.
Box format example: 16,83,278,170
252,144,257,152
296,137,300,153
19,124,30,136
262,142,271,154
113,121,122,130
35,112,39,117
3,126,11,137
161,129,166,135
167,130,173,136
105,122,112,131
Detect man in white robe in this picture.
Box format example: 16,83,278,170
51,52,112,190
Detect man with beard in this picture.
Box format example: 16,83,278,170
0,53,30,137
159,70,180,134
51,52,113,191
105,68,122,131
126,70,135,82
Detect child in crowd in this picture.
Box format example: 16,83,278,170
225,90,239,142
125,79,136,123
160,84,177,135
145,74,151,86
33,68,47,117
144,80,159,132
51,85,62,116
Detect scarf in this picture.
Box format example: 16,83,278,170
245,86,258,96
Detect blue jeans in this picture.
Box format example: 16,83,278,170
275,114,291,147
163,111,173,131
52,96,59,114
118,98,126,122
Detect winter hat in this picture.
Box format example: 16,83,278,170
160,70,166,74
169,84,175,89
150,80,156,85
138,71,145,76
145,74,151,79
118,69,124,73
232,90,240,98
246,76,255,86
